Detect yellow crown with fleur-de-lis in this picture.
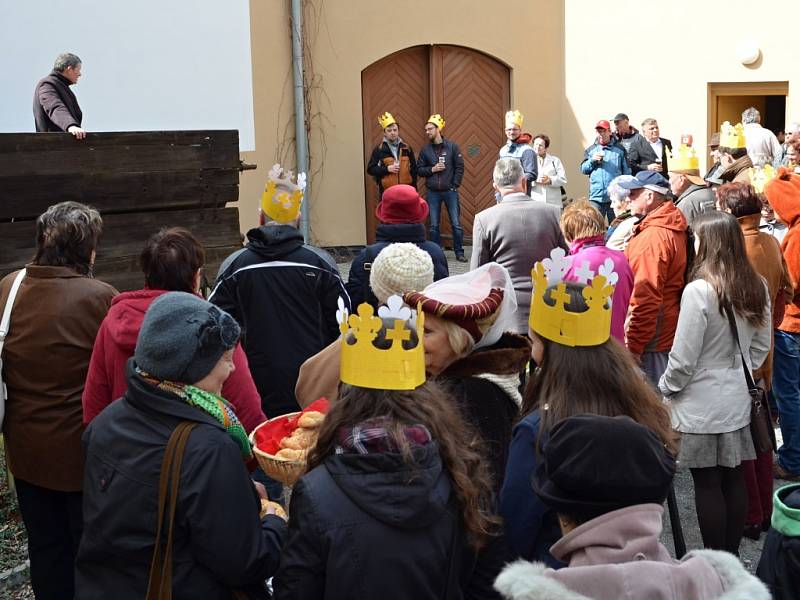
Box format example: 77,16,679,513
427,114,445,130
506,109,524,128
667,144,700,172
378,112,397,129
338,296,426,390
720,121,747,149
529,248,616,347
261,164,305,224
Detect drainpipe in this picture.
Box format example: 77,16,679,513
290,0,310,242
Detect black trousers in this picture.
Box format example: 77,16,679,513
15,478,83,600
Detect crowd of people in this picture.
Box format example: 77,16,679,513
3,92,800,600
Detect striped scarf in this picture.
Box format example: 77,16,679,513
136,368,253,462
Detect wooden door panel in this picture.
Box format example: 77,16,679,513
362,45,509,245
361,47,429,243
438,46,509,240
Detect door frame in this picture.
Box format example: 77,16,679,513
707,81,789,145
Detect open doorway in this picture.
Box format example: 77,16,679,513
708,82,788,165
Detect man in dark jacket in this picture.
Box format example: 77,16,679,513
346,184,448,308
612,112,642,153
33,53,86,139
627,117,672,175
210,169,348,417
417,114,467,261
366,111,417,195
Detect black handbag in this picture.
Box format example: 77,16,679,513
724,306,776,454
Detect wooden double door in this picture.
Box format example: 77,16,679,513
362,45,510,244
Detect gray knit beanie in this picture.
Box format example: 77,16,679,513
134,292,240,383
369,243,434,304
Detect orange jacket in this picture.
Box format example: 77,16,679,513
624,201,688,355
767,171,800,333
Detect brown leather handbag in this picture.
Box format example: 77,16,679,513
724,307,776,454
145,422,248,600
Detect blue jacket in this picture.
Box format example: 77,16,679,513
345,223,449,308
498,409,565,569
580,142,631,203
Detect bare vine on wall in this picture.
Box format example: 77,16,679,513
275,0,331,242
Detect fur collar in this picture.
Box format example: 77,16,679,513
494,552,770,600
442,332,531,379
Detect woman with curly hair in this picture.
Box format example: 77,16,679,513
274,314,501,599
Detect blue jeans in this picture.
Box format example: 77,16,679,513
427,189,464,256
589,200,615,225
774,329,800,474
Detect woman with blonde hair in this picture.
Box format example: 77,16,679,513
560,199,633,342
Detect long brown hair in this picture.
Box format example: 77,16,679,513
692,211,768,327
307,380,500,549
523,285,676,453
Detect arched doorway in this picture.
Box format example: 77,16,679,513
361,45,511,244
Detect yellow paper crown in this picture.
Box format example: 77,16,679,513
528,248,616,347
338,296,426,390
720,121,746,149
427,114,445,130
748,164,776,193
667,144,699,172
378,112,397,129
261,164,305,224
506,109,524,128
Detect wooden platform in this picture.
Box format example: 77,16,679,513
0,130,244,291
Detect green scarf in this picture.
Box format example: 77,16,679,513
137,368,253,462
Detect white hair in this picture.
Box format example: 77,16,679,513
607,175,636,203
493,157,524,188
786,122,800,134
742,107,761,124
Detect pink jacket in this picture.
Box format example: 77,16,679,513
82,289,266,433
564,236,633,343
494,504,769,600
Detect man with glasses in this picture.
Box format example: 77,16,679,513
417,114,467,262
580,119,631,222
499,110,537,194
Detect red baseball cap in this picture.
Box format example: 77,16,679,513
376,184,429,224
595,120,611,131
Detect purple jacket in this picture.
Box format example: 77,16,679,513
564,235,633,343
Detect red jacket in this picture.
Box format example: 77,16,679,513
82,289,266,432
624,201,688,355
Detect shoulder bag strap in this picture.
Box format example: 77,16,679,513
0,269,27,355
723,304,758,391
146,421,197,600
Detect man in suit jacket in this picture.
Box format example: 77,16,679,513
628,118,672,175
33,53,86,139
471,157,567,334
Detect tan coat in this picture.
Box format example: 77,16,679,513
0,266,116,491
739,214,793,386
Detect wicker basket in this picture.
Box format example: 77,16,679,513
250,412,307,485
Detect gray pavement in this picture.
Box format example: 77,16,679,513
334,245,799,573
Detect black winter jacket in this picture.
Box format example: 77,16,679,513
366,140,418,193
33,70,82,132
273,443,502,599
345,223,449,308
757,484,800,600
209,225,348,417
76,366,286,600
417,138,465,191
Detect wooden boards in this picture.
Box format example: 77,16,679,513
0,130,243,291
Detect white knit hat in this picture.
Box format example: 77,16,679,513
369,243,434,304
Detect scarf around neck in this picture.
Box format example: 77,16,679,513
136,367,253,462
335,416,432,455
